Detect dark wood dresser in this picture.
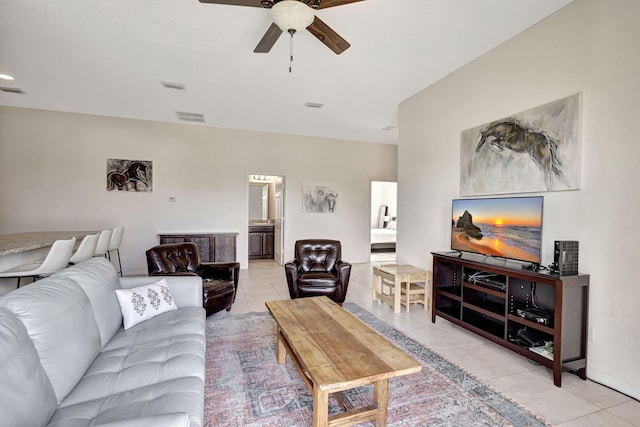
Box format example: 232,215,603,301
158,232,237,262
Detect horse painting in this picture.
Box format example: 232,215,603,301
460,94,581,196
475,119,563,190
302,186,339,213
107,159,152,192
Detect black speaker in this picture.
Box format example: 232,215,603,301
554,240,579,276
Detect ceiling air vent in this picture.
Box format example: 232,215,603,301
161,81,186,90
175,111,205,123
381,125,396,131
0,87,25,94
304,102,324,109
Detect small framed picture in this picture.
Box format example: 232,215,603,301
302,186,338,213
107,159,153,192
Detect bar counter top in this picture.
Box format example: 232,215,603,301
0,231,94,256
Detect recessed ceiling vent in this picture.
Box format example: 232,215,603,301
176,111,205,123
381,125,396,131
161,81,186,90
0,87,25,94
304,102,324,109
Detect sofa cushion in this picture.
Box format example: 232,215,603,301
0,308,58,427
67,413,191,427
115,279,178,329
53,257,122,346
0,276,102,405
298,271,339,288
61,332,205,406
47,377,204,427
104,307,205,351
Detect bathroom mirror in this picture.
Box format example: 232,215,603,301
249,183,268,220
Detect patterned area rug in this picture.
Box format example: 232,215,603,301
204,303,549,427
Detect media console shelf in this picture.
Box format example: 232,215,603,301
431,252,589,387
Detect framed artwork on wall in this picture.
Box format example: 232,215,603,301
460,93,582,196
107,159,153,192
302,186,339,213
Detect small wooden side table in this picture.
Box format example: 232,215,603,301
372,264,430,313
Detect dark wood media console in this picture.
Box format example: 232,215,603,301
431,252,589,387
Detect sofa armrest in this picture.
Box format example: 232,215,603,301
94,413,190,427
119,276,203,308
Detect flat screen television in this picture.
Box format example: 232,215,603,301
451,196,543,264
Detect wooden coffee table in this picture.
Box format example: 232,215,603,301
265,296,421,427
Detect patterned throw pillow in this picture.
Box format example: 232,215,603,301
114,279,178,329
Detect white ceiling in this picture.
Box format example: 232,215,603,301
0,0,574,145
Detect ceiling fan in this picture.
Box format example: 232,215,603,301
198,0,364,55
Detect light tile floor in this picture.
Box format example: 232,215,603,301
226,256,640,427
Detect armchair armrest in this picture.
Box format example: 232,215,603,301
335,260,352,302
284,260,302,299
119,276,203,308
284,259,302,273
148,272,198,276
198,261,240,302
198,262,239,286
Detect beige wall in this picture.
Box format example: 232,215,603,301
398,0,640,398
0,106,397,277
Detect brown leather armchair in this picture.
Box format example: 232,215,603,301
145,242,240,316
284,239,352,305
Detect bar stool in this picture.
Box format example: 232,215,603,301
0,237,76,288
108,226,124,276
69,233,99,265
94,229,113,258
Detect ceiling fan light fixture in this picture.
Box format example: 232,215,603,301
271,0,314,32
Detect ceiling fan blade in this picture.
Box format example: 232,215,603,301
307,16,350,54
315,0,365,10
198,0,265,7
254,23,283,53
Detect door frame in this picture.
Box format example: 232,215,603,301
247,173,286,265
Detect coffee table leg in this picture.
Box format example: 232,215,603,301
374,379,389,427
276,327,286,364
312,385,329,427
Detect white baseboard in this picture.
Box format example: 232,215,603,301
588,368,640,401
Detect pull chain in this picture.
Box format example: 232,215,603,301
288,29,295,73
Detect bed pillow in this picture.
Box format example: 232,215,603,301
386,220,397,230
114,279,177,329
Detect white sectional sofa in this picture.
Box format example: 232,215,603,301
0,258,206,427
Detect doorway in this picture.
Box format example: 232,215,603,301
248,174,285,265
370,181,397,263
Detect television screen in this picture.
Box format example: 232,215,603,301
451,196,543,264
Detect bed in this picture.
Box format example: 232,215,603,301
370,220,396,252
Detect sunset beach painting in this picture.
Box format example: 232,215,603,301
451,197,543,263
